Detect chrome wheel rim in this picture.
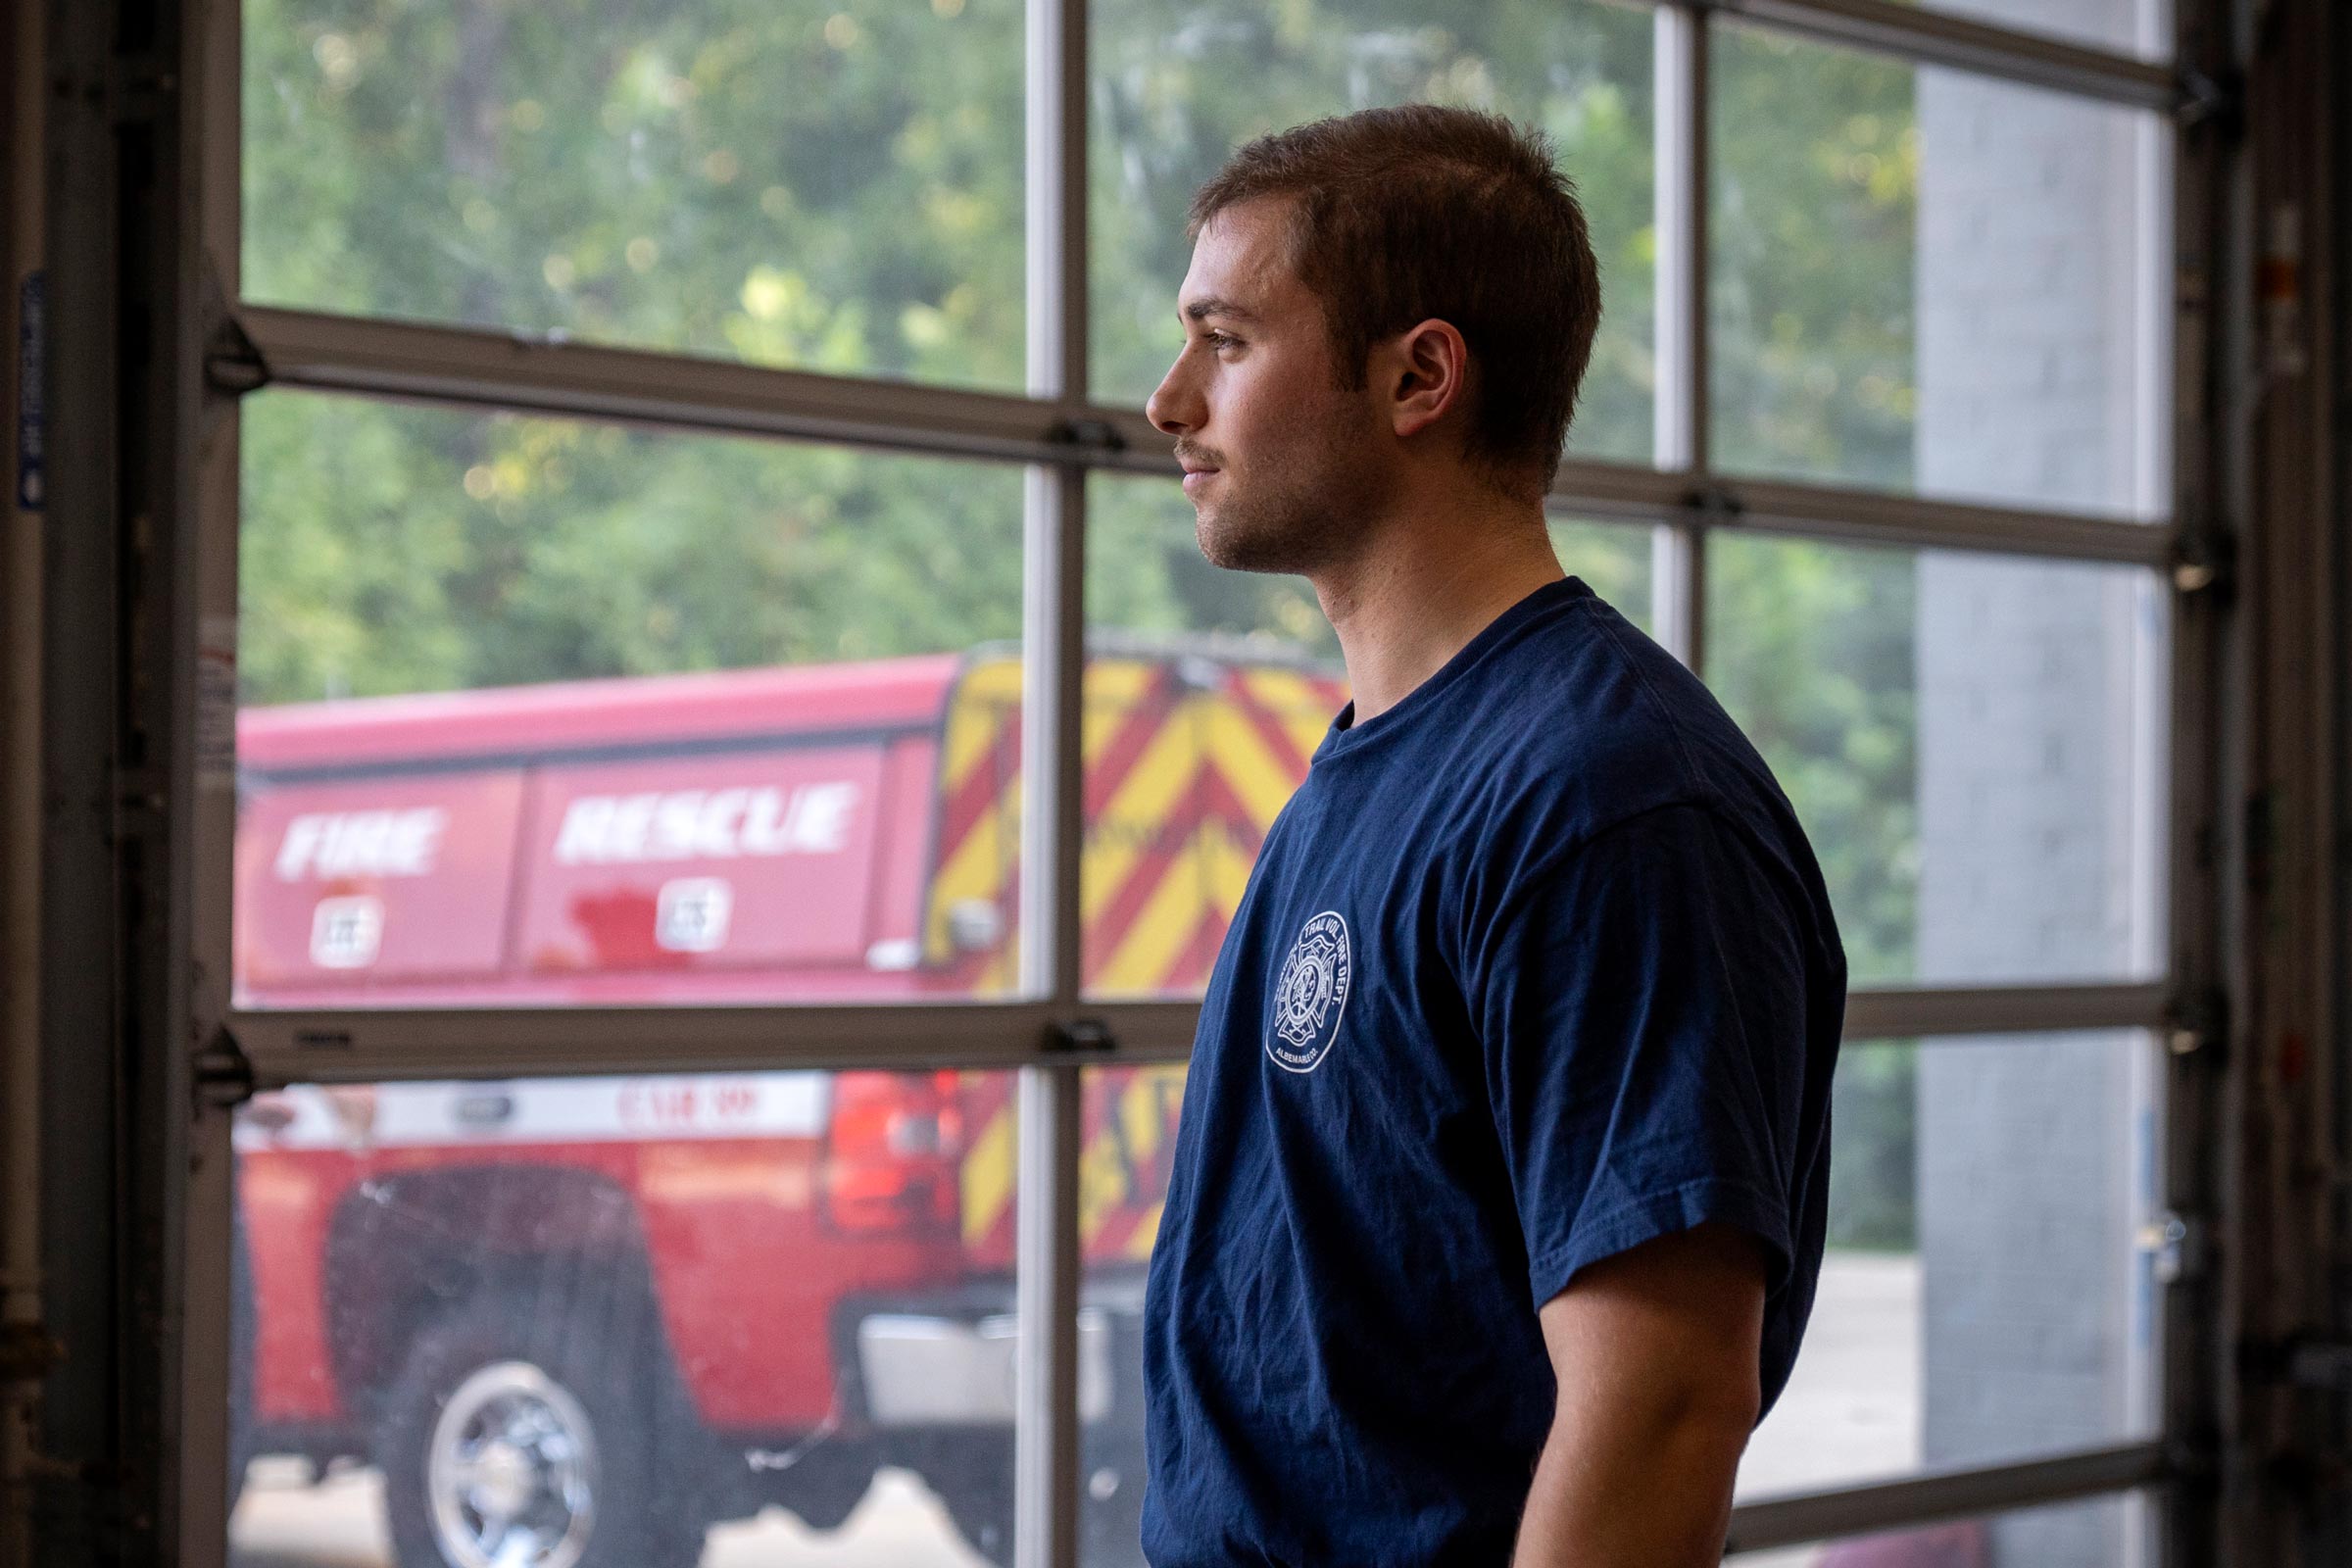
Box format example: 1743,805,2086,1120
425,1359,600,1568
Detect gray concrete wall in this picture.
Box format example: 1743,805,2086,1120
1911,4,2167,1561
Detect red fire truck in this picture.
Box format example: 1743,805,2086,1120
228,638,1343,1568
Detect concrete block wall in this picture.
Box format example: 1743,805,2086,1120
1911,2,2166,1561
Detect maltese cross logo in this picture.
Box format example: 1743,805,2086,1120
1266,910,1351,1073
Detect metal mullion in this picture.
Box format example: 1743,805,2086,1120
1724,1441,2169,1555
1020,469,1090,1010
226,1001,1071,1087
222,977,2174,1086
1089,402,1692,521
1066,999,1203,1059
1727,477,2178,567
1084,399,2180,568
1660,520,1707,672
1011,0,1089,1551
1646,517,1695,663
1650,4,1706,667
1690,0,2178,112
230,308,2184,571
1842,980,2171,1040
1013,1059,1083,1568
180,0,246,1562
1015,462,1087,1568
1656,1,1704,480
224,996,1206,1089
228,304,1101,468
2157,3,2234,1562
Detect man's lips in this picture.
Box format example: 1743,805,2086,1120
1181,467,1219,494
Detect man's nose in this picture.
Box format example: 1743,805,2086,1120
1147,358,1200,437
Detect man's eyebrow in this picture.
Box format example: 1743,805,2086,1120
1181,297,1259,324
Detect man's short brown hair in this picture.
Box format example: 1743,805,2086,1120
1188,104,1601,502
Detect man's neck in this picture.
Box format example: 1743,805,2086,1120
1312,498,1565,726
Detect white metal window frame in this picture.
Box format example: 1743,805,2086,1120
181,1,2222,1565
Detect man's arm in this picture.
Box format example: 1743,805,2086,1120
1510,1221,1769,1568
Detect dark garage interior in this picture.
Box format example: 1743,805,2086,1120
7,0,2352,1564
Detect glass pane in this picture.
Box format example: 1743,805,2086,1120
230,1070,1024,1567
1710,23,2169,518
1740,1032,2164,1503
1551,513,1654,633
234,391,1028,1007
1090,0,1657,466
243,0,1023,390
1908,0,2172,64
1705,534,2168,988
1075,1065,1185,1567
1089,1034,2162,1552
1734,1486,2159,1565
1080,472,1655,998
1077,473,1341,1000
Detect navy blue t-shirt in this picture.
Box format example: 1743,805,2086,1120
1140,575,1846,1567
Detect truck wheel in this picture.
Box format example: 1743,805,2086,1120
375,1286,706,1568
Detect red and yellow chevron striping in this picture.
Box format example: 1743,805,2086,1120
935,649,1345,1267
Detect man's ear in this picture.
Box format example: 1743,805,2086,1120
1381,318,1471,443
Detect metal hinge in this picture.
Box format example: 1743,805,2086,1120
1047,1018,1117,1054
2169,523,2236,599
1048,418,1126,456
2174,68,2243,135
2136,1209,2208,1285
193,1026,257,1110
1684,481,1744,527
204,309,271,397
2163,984,2229,1061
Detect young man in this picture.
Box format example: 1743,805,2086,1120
1138,106,1847,1566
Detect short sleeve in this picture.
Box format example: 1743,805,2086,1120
1466,802,1811,1310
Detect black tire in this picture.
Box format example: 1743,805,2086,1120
374,1279,707,1568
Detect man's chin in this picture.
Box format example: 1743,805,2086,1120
1203,491,1354,575
1195,511,1265,573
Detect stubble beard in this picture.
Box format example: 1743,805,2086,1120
1191,406,1384,577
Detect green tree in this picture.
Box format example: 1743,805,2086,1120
239,0,1927,1250
1087,0,1658,465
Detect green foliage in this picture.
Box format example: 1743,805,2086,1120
247,0,1028,387
239,0,1926,1249
240,394,1025,698
1826,1042,1920,1252
1705,534,1917,988
1549,517,1653,632
1087,475,1342,659
1710,23,1918,488
1088,0,1657,465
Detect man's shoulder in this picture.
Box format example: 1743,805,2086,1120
1454,597,1719,808
1431,596,1809,903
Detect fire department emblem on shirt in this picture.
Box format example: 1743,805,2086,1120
1266,910,1351,1073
